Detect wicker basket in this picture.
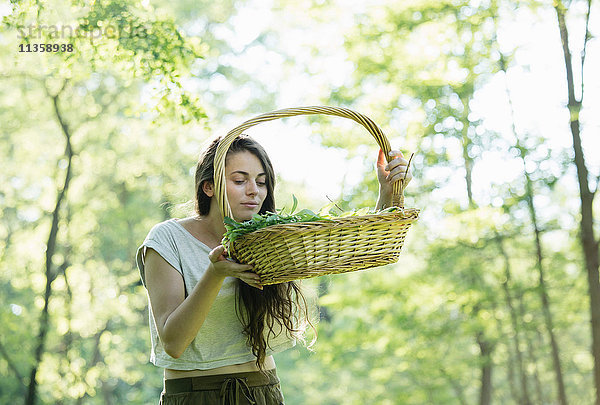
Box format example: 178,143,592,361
216,106,419,285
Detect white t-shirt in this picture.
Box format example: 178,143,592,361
135,218,295,370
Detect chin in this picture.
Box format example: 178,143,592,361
233,212,255,222
232,205,261,222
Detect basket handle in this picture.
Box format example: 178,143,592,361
214,106,406,221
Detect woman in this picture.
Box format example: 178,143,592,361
136,134,412,404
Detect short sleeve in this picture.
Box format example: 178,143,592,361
136,221,183,288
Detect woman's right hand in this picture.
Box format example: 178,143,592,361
207,245,263,290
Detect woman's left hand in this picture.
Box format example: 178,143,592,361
376,149,413,195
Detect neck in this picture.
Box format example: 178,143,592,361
197,201,227,240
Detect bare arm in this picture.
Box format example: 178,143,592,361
144,245,261,359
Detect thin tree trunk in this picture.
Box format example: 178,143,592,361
0,222,14,264
459,97,475,209
25,84,74,405
496,236,531,405
0,339,25,389
318,278,331,322
496,40,569,404
75,323,111,405
516,290,546,405
457,89,495,403
525,170,568,405
504,331,521,404
553,2,599,403
101,381,115,405
477,331,493,405
527,327,546,404
440,366,468,405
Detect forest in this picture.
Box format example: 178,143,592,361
1,0,599,404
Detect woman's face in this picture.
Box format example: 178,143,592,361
225,151,268,221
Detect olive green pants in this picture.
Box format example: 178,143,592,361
159,369,285,405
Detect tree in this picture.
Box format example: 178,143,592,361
553,0,599,403
1,0,207,403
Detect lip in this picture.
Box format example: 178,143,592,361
241,202,259,208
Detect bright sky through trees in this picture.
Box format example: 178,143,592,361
197,0,600,210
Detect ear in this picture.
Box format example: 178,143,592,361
202,181,215,198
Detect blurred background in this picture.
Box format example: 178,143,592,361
1,0,599,403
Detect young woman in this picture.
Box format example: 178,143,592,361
136,134,412,404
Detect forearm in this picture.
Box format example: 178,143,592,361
161,266,225,358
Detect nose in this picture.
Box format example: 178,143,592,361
246,180,259,195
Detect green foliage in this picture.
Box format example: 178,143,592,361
223,194,403,243
0,0,596,403
1,0,212,402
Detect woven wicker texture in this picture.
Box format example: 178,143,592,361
216,106,419,285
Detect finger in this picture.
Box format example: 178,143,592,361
244,270,260,279
247,280,263,289
388,174,413,184
241,275,263,290
388,150,405,159
387,166,413,182
388,163,409,175
385,161,409,177
385,158,408,172
377,149,386,167
235,267,258,277
208,245,225,262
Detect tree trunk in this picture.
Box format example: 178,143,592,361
75,323,110,405
553,2,600,403
459,97,475,209
525,170,568,405
504,332,520,404
458,92,495,402
530,328,547,404
517,290,546,404
477,331,493,405
24,87,74,405
440,366,468,405
0,339,25,389
497,35,569,404
496,236,531,405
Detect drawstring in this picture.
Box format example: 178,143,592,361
219,377,257,405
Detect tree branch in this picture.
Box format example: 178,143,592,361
0,338,25,388
25,76,75,405
581,0,592,102
3,73,114,133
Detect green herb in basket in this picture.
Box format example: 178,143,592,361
223,195,402,243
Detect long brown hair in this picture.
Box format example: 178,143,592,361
194,135,316,370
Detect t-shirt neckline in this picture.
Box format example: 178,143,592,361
169,218,213,251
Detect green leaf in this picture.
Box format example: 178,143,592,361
224,216,238,226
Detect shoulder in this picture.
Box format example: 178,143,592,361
175,217,195,229
137,219,185,286
146,218,180,239
141,219,188,254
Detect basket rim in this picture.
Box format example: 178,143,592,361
223,207,420,243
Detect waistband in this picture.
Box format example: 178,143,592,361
164,369,279,393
